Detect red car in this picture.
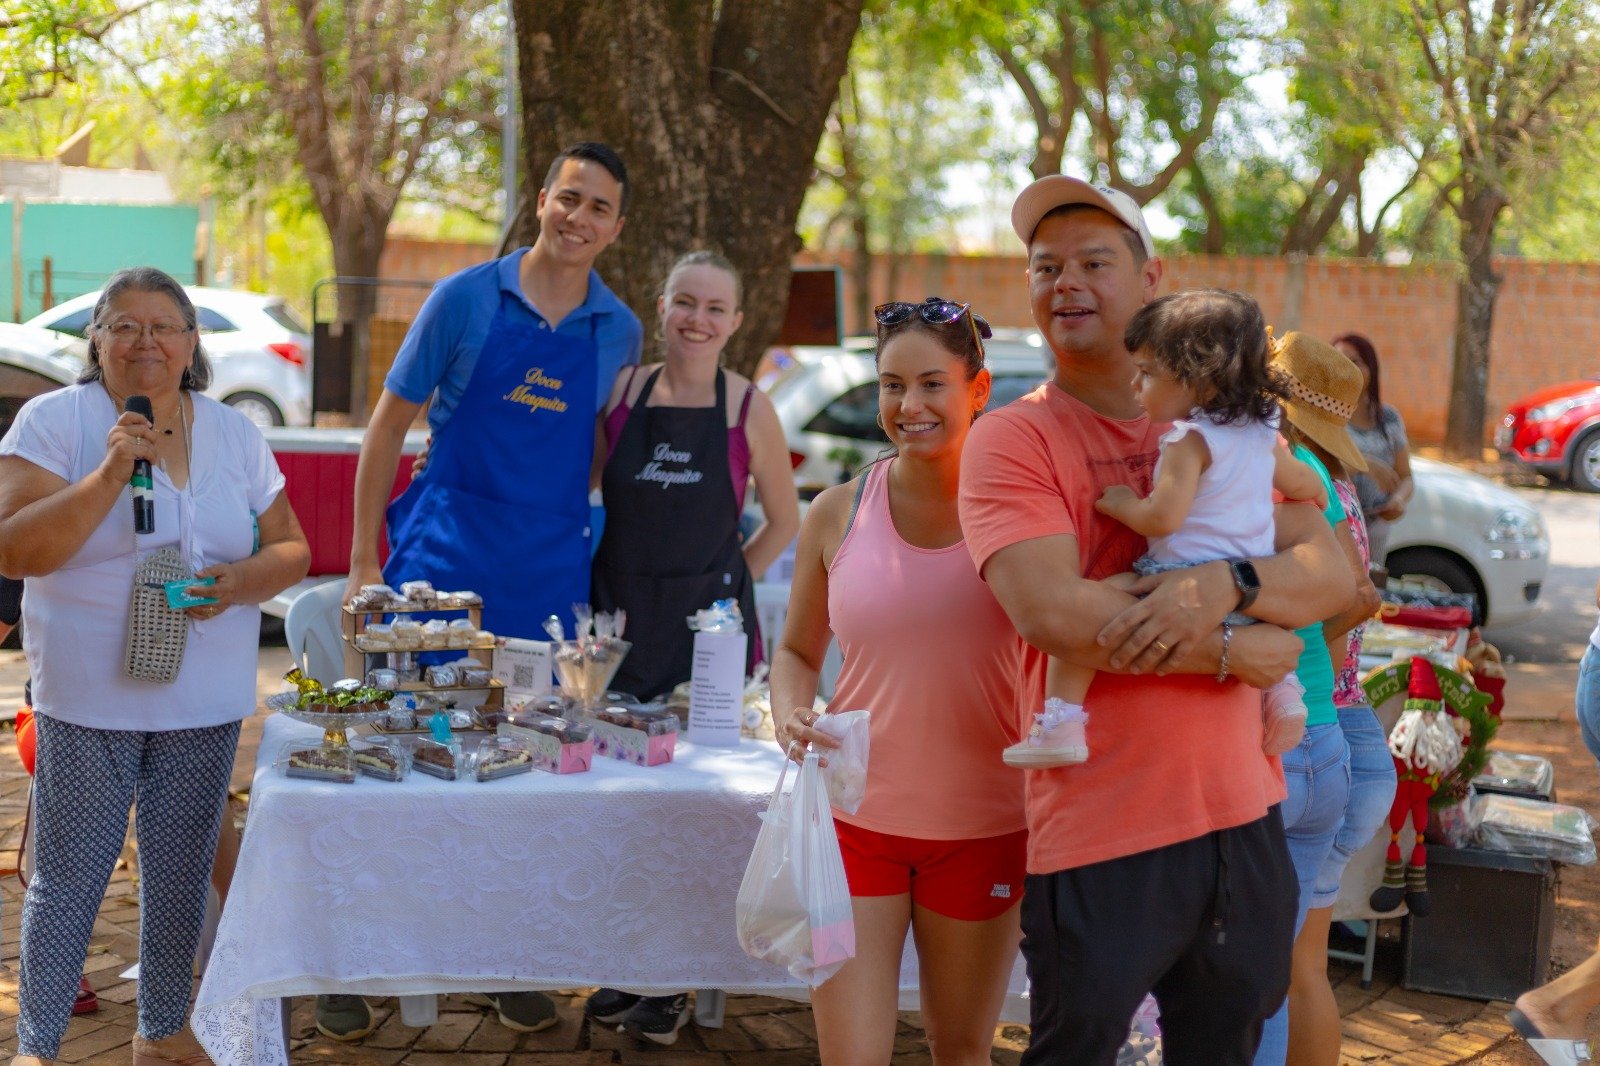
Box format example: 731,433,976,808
1498,378,1600,491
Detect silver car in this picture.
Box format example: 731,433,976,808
770,341,1549,626
25,285,312,427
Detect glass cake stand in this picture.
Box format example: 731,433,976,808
267,692,390,748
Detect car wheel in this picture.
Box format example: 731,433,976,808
225,391,285,428
1384,547,1486,613
1569,427,1600,492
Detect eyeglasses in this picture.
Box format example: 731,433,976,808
874,299,985,357
98,320,194,343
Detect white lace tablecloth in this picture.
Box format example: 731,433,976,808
193,716,1027,1064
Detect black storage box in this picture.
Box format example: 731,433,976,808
1402,844,1556,1001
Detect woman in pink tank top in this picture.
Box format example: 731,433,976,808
773,297,1027,1063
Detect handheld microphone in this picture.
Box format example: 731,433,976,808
126,395,155,534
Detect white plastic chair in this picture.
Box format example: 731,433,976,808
283,579,348,681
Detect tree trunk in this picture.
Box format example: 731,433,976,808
1443,185,1506,460
512,0,865,376
314,193,391,423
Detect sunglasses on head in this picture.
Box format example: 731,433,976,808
874,299,970,327
874,299,986,357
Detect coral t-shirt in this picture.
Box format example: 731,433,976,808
958,382,1287,874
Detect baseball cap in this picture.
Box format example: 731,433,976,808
1011,175,1156,259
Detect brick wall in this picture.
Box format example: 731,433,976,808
382,237,1600,445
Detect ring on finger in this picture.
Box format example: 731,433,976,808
1153,639,1170,653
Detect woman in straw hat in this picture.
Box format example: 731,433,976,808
1264,331,1387,1066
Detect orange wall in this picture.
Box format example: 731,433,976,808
381,238,1600,445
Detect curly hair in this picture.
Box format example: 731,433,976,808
1123,289,1285,425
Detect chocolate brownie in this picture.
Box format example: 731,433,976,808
411,743,461,780
285,748,355,783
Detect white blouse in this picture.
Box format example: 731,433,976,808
1,383,286,731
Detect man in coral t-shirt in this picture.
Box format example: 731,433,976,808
958,177,1355,1065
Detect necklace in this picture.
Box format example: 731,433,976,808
101,382,190,472
101,381,182,434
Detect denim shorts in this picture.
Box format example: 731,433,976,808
1576,644,1600,767
1309,705,1398,908
1277,722,1350,932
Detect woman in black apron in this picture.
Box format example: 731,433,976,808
586,251,800,1043
591,251,799,703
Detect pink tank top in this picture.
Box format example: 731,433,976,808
826,459,1027,840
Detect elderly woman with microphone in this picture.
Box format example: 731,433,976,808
0,267,309,1066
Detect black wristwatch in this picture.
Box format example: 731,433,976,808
1228,559,1261,613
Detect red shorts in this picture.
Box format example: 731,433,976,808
834,821,1027,921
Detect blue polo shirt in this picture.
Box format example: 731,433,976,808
385,248,643,436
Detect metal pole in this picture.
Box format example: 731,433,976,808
501,1,519,237
11,197,23,323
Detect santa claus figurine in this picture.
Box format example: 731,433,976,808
1369,655,1466,917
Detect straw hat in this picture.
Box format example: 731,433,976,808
1270,330,1370,473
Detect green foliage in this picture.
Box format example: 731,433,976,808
0,0,117,107
802,4,1015,254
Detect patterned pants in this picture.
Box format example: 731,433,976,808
16,714,240,1058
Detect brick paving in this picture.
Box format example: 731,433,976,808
0,643,1580,1063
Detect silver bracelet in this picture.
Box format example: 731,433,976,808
1215,622,1233,683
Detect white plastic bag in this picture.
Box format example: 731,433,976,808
814,709,870,815
735,752,856,986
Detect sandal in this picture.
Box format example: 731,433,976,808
1509,1007,1593,1065
71,977,98,1016
130,1035,209,1066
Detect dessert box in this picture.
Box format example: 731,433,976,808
350,737,410,782
497,716,594,774
276,742,357,784
473,736,536,781
409,738,468,781
580,705,678,767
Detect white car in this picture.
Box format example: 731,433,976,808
1384,457,1548,626
770,347,1549,626
25,286,312,427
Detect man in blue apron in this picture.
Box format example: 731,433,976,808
335,142,642,1039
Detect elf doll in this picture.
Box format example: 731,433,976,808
1369,655,1466,917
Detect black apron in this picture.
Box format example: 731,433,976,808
592,367,758,700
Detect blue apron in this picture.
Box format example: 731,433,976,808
383,291,598,640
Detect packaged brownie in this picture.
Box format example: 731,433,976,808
366,667,400,689
448,619,479,647
418,619,448,649
391,619,424,650
400,580,437,606
350,738,410,781
359,623,396,651
278,742,356,784
474,736,535,781
424,664,461,687
409,738,464,780
628,708,680,737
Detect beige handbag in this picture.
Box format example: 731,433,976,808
125,546,190,684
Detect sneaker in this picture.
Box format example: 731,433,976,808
585,987,642,1025
619,993,691,1046
1003,698,1088,768
1262,676,1308,755
467,990,559,1033
314,994,375,1042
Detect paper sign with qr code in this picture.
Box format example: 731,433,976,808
493,637,553,697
